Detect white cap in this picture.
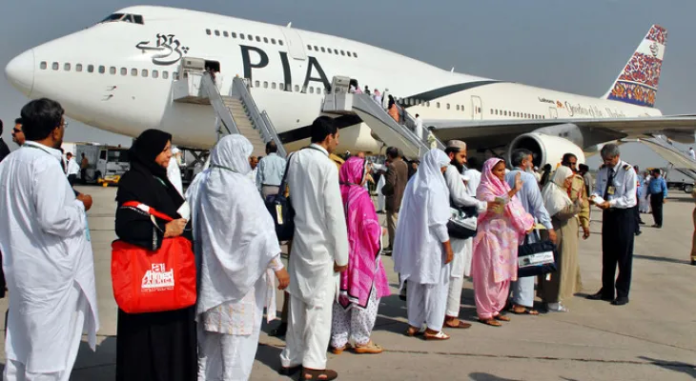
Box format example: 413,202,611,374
171,146,180,154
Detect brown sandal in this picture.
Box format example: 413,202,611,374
331,344,349,355
494,314,511,322
478,318,502,327
445,319,472,329
302,368,338,380
423,331,450,340
353,340,384,354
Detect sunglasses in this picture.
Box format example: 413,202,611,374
12,128,22,133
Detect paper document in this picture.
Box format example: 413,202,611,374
177,201,191,221
590,195,606,205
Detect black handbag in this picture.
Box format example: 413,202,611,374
447,200,479,240
517,230,557,278
265,152,296,241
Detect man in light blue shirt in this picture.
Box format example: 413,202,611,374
648,168,668,228
505,149,557,314
257,141,287,199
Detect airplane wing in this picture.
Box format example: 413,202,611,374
428,116,696,148
625,136,696,171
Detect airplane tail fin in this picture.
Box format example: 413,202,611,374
604,24,667,108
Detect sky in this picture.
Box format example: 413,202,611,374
1,0,695,168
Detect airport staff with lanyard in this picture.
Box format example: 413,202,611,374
587,144,637,306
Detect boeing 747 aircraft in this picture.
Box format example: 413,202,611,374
5,6,696,166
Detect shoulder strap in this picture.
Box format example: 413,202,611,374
277,151,298,197
276,146,323,198
121,201,174,222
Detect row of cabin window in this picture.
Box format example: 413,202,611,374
206,29,285,47
490,109,546,119
249,80,326,94
401,98,467,112
306,45,358,58
204,29,359,58
39,61,179,80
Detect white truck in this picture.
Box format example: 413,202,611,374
61,142,130,184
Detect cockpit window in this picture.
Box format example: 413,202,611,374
100,13,124,23
99,13,144,25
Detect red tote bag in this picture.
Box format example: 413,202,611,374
111,202,197,314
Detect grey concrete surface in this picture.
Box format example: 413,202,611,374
1,185,695,380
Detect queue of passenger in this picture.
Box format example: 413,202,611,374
0,97,679,381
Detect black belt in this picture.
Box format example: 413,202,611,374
262,184,280,187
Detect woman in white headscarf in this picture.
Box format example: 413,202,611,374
393,149,454,341
538,166,582,313
187,135,290,381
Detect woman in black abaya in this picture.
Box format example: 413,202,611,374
114,129,196,381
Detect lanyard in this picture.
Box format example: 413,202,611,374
24,143,60,161
154,176,168,188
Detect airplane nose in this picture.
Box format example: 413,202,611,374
5,49,34,97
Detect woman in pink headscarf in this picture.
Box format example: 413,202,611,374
472,158,534,327
330,157,391,354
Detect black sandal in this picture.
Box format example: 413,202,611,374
302,368,338,380
278,365,302,376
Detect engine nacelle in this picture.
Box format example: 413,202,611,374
507,132,585,168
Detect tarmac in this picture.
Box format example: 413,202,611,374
1,185,695,380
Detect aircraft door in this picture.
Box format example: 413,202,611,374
471,96,483,120
280,27,307,61
549,107,558,119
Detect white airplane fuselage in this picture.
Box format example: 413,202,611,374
5,6,662,153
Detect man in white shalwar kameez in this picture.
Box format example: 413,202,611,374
393,149,454,340
0,99,99,381
167,146,184,197
187,135,289,381
279,117,349,381
443,141,489,329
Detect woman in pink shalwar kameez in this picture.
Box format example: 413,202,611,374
330,157,391,354
472,158,534,327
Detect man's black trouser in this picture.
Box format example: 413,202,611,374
650,193,664,227
601,208,635,300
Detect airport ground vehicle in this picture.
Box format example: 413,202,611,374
62,142,130,184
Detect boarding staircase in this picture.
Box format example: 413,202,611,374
322,76,444,158
173,58,287,158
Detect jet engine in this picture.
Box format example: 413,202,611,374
507,132,585,168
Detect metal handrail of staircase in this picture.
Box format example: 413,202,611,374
260,110,288,158
200,73,239,135
351,94,446,155
350,94,426,151
232,77,288,158
399,104,446,151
